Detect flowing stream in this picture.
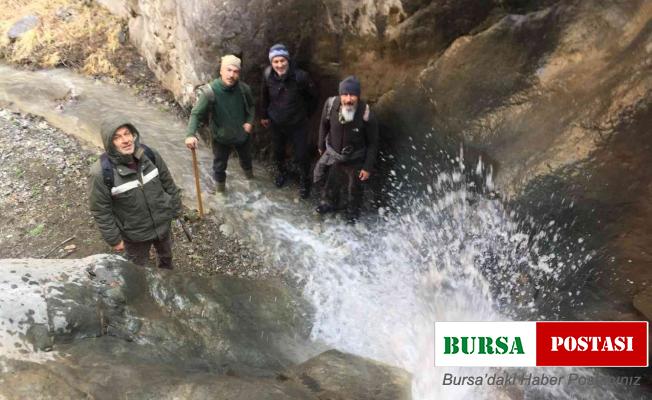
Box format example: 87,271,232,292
0,65,646,399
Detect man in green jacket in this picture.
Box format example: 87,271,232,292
89,117,182,269
185,54,255,193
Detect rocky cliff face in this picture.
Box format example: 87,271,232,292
96,0,652,317
96,0,649,187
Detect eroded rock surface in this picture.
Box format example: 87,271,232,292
95,0,650,197
0,255,410,399
288,349,412,400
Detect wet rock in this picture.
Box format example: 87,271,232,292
219,223,234,237
24,324,52,351
0,256,412,399
288,350,411,400
0,360,89,399
633,287,652,321
0,255,326,398
7,15,39,41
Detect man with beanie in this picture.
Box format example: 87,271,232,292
185,54,255,193
89,117,182,269
313,76,379,223
261,43,318,199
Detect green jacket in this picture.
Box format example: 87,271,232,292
186,78,255,145
89,117,182,246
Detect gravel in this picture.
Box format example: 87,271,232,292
0,108,269,278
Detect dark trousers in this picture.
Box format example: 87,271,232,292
321,161,364,216
212,137,253,183
272,122,310,180
124,229,173,269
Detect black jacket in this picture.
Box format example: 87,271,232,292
318,97,379,172
261,65,318,126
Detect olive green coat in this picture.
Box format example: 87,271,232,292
89,117,182,246
186,78,255,144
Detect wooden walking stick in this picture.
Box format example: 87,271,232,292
191,147,204,218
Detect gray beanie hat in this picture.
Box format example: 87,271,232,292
338,76,361,96
268,43,290,63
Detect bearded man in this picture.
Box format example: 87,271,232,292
313,76,379,223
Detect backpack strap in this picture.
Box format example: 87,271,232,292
239,82,253,112
264,65,272,81
140,144,156,165
325,96,337,121
196,83,215,104
100,153,114,189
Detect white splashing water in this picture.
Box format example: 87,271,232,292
262,172,544,398
216,157,639,399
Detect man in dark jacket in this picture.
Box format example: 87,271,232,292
89,117,182,269
314,76,379,223
185,54,255,193
261,43,318,198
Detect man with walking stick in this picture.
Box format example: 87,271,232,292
185,54,255,194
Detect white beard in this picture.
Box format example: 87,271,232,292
340,105,356,123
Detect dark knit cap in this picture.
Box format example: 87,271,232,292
338,76,361,96
268,44,290,62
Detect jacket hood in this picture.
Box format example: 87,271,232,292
100,116,142,164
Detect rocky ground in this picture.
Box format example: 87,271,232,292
0,108,267,277
0,0,270,278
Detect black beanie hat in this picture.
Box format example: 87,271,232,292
338,76,361,96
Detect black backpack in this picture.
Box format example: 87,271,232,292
100,144,155,188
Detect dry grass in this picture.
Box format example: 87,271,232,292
0,0,126,76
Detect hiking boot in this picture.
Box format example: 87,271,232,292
244,169,254,180
345,209,360,225
299,176,311,199
274,174,286,188
315,203,335,214
216,182,226,193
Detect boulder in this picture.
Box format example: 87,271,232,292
7,15,39,41
0,255,411,399
633,287,652,321
288,349,412,400
96,0,130,19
